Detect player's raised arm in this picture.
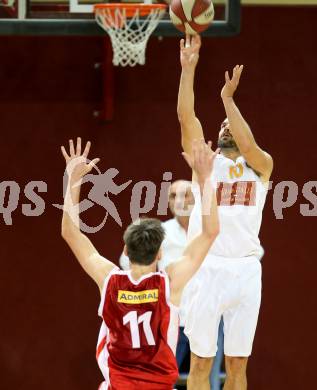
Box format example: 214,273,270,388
60,137,116,292
221,65,273,181
177,34,205,156
167,140,219,306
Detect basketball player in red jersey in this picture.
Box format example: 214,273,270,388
60,137,219,390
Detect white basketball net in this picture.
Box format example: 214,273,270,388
95,6,166,67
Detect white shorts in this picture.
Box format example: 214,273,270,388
183,254,262,358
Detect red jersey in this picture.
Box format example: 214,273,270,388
96,268,179,390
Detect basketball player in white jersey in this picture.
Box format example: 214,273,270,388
60,137,219,389
177,35,273,390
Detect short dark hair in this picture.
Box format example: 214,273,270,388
123,218,165,266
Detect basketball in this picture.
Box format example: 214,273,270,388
169,0,214,34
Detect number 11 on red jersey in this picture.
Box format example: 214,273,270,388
123,311,156,348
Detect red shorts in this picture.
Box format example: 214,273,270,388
99,379,173,390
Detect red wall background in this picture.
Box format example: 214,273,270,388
1,6,317,390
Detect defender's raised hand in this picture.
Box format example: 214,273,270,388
182,139,219,182
180,34,201,71
61,137,100,181
221,65,244,99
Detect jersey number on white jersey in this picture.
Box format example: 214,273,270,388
229,163,244,179
123,311,156,348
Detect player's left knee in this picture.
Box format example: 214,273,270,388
225,356,248,377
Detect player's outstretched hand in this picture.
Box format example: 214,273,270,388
180,34,201,71
221,65,244,99
61,137,100,181
182,139,219,181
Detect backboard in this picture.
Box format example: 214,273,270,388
0,0,241,37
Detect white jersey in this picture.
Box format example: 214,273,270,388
188,154,268,259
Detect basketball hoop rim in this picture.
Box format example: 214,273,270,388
94,3,167,18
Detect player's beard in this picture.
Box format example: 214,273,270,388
218,138,239,150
